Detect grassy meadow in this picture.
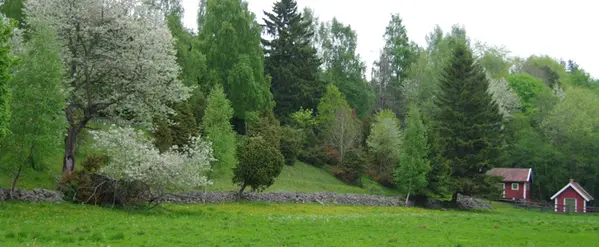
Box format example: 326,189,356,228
0,201,597,246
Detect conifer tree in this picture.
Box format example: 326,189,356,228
434,41,504,203
262,0,324,123
203,85,237,178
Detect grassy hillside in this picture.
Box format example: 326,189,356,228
209,161,398,195
1,201,597,246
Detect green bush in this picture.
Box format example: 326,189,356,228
233,136,284,197
280,126,302,166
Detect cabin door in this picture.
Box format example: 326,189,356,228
565,198,576,213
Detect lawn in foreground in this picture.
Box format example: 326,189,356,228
1,202,598,246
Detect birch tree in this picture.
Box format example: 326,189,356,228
25,0,191,174
2,25,66,195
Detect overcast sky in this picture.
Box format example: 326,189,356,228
181,0,598,78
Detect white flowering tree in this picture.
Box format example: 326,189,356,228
24,0,191,175
91,126,214,202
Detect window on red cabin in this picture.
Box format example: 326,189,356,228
511,183,519,190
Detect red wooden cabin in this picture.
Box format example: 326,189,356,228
487,168,532,200
551,179,594,213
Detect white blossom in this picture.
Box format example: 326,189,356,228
24,0,191,123
486,73,521,119
90,126,214,194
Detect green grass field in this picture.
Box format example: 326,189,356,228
0,201,597,246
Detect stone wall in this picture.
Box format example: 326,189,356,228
0,188,490,210
0,188,63,202
162,191,409,207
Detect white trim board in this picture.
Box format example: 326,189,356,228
526,168,532,182
550,183,592,201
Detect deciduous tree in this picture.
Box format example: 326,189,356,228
26,0,191,174
367,109,402,185
0,17,16,139
3,25,66,196
198,0,273,127
394,106,430,206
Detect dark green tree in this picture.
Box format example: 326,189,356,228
434,41,504,203
233,136,284,197
262,0,324,123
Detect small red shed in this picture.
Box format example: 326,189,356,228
550,179,594,213
487,168,532,200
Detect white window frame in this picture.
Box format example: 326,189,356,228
511,183,519,190
502,183,505,198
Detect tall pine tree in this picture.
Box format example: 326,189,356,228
262,0,324,124
434,41,504,203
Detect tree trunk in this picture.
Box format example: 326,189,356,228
62,125,78,175
404,190,410,207
237,183,247,200
10,165,23,199
451,191,459,207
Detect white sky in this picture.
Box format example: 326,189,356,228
181,0,598,78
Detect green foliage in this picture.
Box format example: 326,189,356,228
504,113,566,199
199,0,273,120
317,18,374,118
316,85,350,125
507,73,550,112
233,136,285,195
367,109,402,186
516,55,567,88
247,110,282,150
317,85,360,166
0,0,24,28
203,85,237,177
394,107,430,200
1,25,64,175
540,87,599,198
332,148,367,185
371,14,417,118
262,0,325,123
0,17,16,139
434,41,504,201
290,108,322,166
280,126,302,166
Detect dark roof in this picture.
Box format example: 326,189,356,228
551,179,594,201
487,168,532,182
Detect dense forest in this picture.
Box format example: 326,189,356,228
0,0,597,205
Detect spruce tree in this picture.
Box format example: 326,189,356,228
434,41,504,203
262,0,324,123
